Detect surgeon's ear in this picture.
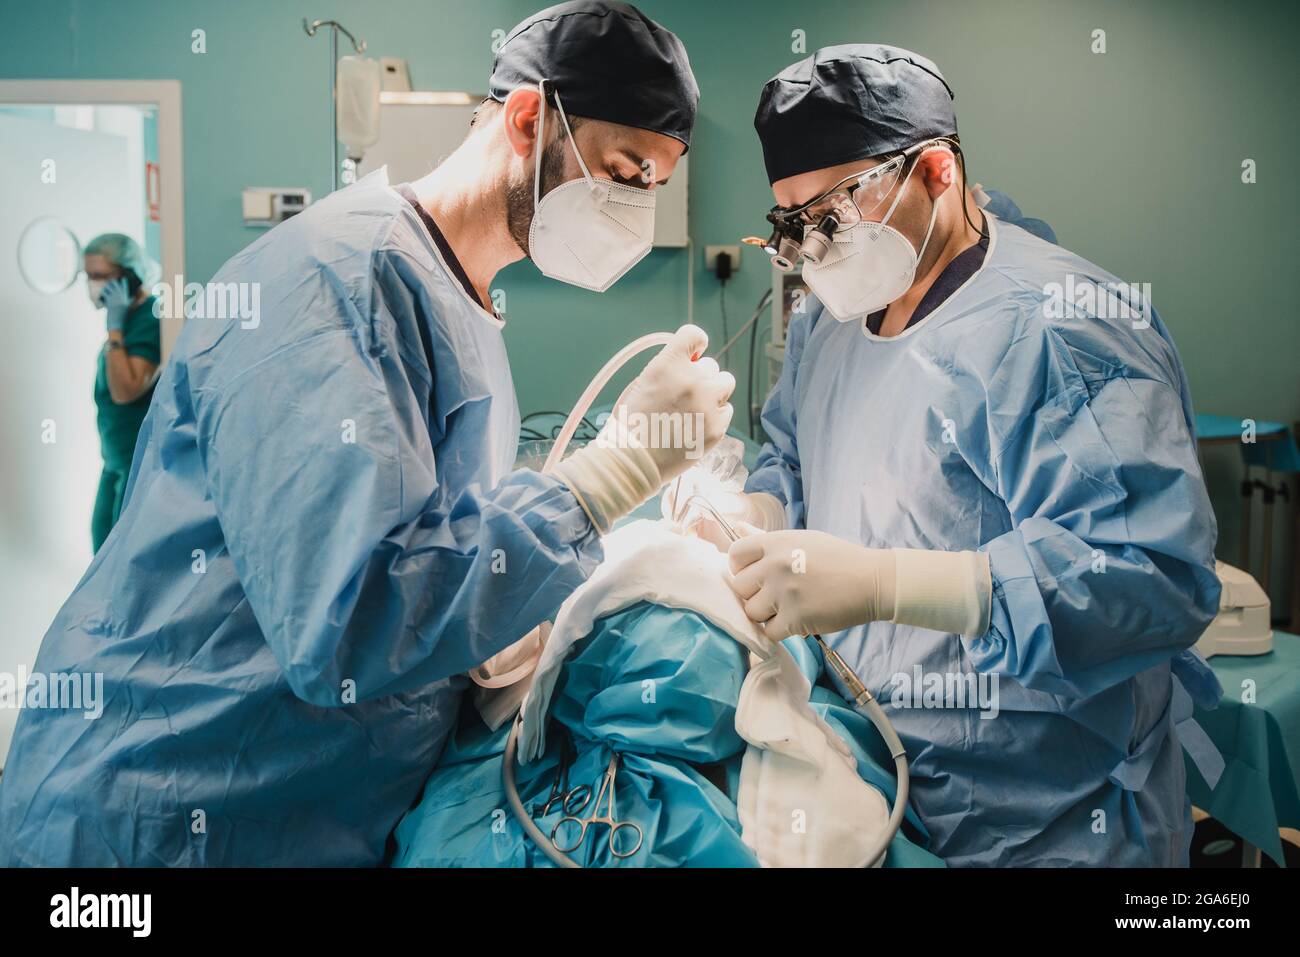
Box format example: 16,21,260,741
916,148,958,201
502,87,543,159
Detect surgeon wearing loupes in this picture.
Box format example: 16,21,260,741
714,45,1224,866
0,2,733,867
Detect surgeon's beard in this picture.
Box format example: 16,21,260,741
505,134,569,257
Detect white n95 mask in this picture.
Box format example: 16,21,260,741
528,83,656,292
801,160,940,322
87,278,107,308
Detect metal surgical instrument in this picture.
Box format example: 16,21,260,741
549,752,645,860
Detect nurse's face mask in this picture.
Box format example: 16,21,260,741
527,82,656,292
86,278,108,308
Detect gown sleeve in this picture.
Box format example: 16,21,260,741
745,306,814,529
968,319,1221,699
197,246,603,707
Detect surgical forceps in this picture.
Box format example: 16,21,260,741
670,487,742,539
673,491,877,709
550,752,644,859
534,732,591,819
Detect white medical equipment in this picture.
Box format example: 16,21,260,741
241,187,311,227
335,55,382,165
1195,561,1273,657
302,17,369,191
378,57,412,92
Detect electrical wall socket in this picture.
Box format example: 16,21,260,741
704,244,741,272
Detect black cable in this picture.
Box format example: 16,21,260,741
720,281,729,353
747,295,762,439
748,319,764,442
520,410,598,445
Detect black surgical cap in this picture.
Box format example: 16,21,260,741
754,44,957,184
489,1,699,150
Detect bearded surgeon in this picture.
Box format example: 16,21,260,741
0,1,733,866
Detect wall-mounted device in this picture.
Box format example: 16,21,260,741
379,57,412,92
705,245,740,281
242,187,312,227
766,263,807,387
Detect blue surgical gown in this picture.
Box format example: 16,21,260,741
747,215,1222,866
0,169,601,866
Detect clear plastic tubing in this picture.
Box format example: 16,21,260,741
541,331,676,475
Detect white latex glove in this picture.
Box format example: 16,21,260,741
554,325,735,533
727,530,991,641
613,324,736,481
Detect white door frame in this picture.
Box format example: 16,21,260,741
0,79,185,357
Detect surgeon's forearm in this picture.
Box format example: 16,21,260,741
968,528,1218,698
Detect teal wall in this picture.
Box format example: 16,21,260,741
3,0,1298,585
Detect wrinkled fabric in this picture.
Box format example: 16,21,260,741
519,521,756,760
519,519,896,866
736,648,892,867
394,601,943,867
0,169,601,866
747,215,1222,866
396,603,756,867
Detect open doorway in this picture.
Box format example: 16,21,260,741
0,80,184,759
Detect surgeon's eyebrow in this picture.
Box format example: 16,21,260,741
613,148,670,186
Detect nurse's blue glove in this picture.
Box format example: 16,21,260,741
100,277,132,333
727,529,991,641
555,325,735,534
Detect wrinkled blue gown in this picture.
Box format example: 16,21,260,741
0,170,601,865
747,216,1223,866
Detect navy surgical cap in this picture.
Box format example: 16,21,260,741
489,1,699,149
754,44,957,184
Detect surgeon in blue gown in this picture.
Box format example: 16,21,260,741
0,2,736,866
712,45,1224,866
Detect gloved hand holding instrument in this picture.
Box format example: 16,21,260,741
554,324,735,533
727,529,991,641
471,324,735,715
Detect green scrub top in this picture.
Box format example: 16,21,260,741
95,295,161,472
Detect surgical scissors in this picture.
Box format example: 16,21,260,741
550,752,644,859
534,732,591,819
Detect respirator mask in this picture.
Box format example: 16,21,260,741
87,278,108,308
527,81,656,292
748,139,950,322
